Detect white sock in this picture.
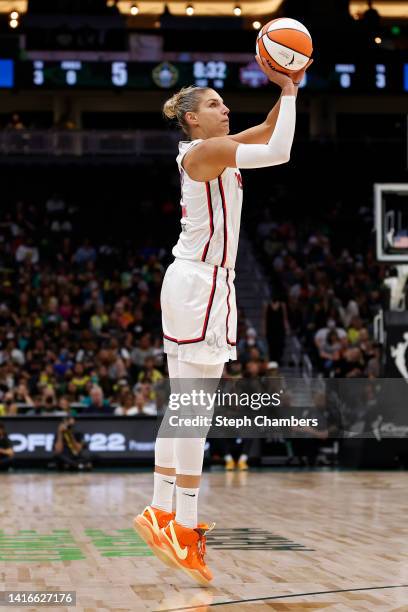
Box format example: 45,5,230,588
224,454,233,462
151,472,175,513
239,454,248,462
175,486,199,529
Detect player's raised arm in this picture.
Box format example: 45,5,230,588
183,62,312,181
184,97,293,179
228,57,313,145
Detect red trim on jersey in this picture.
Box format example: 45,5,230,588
226,269,237,346
218,176,228,268
163,266,218,345
201,182,214,262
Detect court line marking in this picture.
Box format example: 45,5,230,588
157,584,408,611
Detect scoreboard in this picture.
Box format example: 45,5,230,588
0,58,408,92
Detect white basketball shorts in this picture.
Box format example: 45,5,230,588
161,258,237,365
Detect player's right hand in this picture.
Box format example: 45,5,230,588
254,55,295,90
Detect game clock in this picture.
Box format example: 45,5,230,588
0,58,407,92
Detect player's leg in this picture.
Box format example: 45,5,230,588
159,359,224,585
152,353,179,511
133,355,179,562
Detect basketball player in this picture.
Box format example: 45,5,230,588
134,56,312,585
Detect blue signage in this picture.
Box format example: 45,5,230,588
0,59,14,88
404,64,408,92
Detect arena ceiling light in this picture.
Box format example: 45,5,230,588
114,0,408,18
8,7,19,28
185,4,194,15
233,5,242,15
130,3,139,14
0,0,405,19
115,0,282,17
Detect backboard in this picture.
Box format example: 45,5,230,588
375,183,408,263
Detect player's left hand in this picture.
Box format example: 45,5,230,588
289,58,313,86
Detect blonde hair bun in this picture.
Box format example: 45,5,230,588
162,95,179,120
162,86,209,135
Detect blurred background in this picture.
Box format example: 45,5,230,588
0,0,407,471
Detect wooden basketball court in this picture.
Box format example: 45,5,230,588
1,470,407,611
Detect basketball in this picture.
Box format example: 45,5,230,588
256,17,313,74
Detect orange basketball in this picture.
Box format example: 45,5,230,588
256,18,313,74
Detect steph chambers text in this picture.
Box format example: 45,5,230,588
167,415,318,428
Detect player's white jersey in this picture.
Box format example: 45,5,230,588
172,139,243,270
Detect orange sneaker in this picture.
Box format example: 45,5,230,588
133,506,176,567
158,520,215,586
225,458,236,471
237,458,248,471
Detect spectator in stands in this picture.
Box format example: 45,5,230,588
3,340,25,367
0,392,17,416
318,330,342,377
73,239,97,266
53,417,92,471
264,296,288,364
71,363,90,395
238,328,267,364
15,236,40,265
0,422,14,470
338,295,360,328
347,316,364,346
133,382,157,415
82,385,113,414
131,333,155,369
263,361,290,405
46,193,66,214
335,347,365,378
50,215,73,234
90,304,108,334
13,382,34,406
40,390,68,415
94,364,114,398
137,356,163,384
314,319,347,353
65,381,79,404
56,396,71,416
115,390,156,416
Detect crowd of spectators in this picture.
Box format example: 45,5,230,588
255,189,384,379
0,191,277,418
0,194,169,416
